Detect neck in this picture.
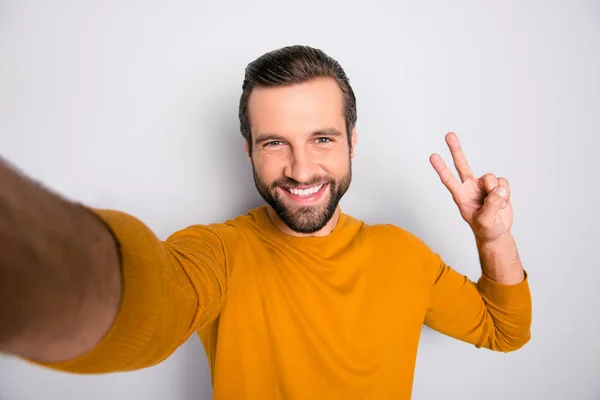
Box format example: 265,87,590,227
266,206,341,237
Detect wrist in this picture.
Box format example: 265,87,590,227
476,232,525,285
475,231,514,250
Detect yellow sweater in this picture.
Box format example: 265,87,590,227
37,206,531,399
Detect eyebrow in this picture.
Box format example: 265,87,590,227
254,128,344,146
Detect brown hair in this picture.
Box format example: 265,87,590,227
239,45,357,155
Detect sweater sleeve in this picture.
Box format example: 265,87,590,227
409,233,532,352
27,208,238,373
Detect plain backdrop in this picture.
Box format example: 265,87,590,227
0,1,599,399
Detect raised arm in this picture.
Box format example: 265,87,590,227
423,132,532,351
429,132,525,284
0,159,236,372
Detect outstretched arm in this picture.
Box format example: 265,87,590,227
0,159,121,362
0,158,236,372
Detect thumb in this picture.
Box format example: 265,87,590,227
477,186,508,226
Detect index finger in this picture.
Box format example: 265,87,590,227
429,153,461,197
445,132,474,182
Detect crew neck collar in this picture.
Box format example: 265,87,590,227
253,205,349,245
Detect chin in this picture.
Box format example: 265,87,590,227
276,196,338,234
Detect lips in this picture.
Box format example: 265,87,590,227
283,184,324,197
279,183,328,204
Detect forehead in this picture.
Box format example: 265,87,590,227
248,78,346,138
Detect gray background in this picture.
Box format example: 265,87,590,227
0,0,599,399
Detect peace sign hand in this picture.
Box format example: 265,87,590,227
429,132,512,244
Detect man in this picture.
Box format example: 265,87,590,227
0,45,531,399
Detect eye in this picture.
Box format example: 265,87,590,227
265,141,283,147
315,137,332,144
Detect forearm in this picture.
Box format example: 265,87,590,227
476,232,525,285
0,159,121,362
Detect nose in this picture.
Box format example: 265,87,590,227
285,146,317,184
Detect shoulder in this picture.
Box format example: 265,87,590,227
352,219,440,268
165,218,242,255
355,220,431,251
165,206,271,250
360,222,443,284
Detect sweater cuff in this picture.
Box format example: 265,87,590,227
29,209,166,373
477,271,531,309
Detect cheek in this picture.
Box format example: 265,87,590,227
322,149,350,176
255,154,285,182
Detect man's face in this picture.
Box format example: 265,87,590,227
246,78,357,234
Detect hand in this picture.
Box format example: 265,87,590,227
429,132,512,244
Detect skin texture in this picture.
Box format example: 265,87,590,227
0,161,121,362
430,132,525,284
245,78,357,236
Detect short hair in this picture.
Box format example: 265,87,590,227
239,45,357,155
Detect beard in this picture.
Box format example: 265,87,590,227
252,161,352,234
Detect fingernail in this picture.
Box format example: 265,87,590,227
497,187,508,198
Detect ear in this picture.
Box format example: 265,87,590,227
244,141,252,165
350,128,358,159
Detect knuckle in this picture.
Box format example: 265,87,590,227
440,172,453,184
482,174,498,189
456,160,470,169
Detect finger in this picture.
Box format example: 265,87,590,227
445,132,474,182
481,173,498,194
497,177,511,203
477,188,508,226
430,153,461,196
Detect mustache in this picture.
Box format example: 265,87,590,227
270,176,334,189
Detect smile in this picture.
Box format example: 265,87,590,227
279,183,328,204
284,184,324,197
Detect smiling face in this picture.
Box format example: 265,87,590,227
245,78,357,235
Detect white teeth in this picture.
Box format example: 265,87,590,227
288,184,323,197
